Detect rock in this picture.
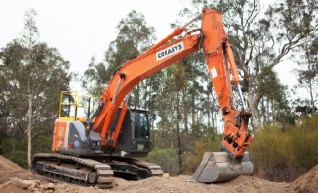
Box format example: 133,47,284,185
11,178,32,189
39,184,46,191
163,173,170,179
28,181,38,190
46,182,55,190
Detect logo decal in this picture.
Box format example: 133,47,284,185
211,68,218,79
74,140,80,148
156,42,184,61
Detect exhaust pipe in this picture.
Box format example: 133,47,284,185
189,152,254,183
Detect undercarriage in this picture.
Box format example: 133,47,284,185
32,153,163,189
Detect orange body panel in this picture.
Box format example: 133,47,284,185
52,119,68,152
92,8,253,159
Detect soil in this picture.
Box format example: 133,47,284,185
0,155,317,193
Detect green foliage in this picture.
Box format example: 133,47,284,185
0,138,28,168
80,57,107,96
32,135,52,155
150,129,222,175
147,147,179,175
250,125,291,181
0,8,71,143
81,10,158,111
250,114,318,181
293,35,318,114
289,116,318,170
0,38,71,139
0,134,52,169
183,133,221,174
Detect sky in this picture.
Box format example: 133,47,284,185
0,0,299,93
0,0,190,77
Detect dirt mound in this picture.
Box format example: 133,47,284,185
0,155,31,185
0,155,23,171
0,155,47,192
110,175,294,193
0,155,317,193
292,165,318,193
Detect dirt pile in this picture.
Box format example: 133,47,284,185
0,155,51,193
109,175,294,193
0,155,23,171
0,155,31,184
292,165,318,193
0,178,55,193
0,155,317,193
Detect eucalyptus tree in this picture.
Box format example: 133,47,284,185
0,9,71,167
170,7,219,137
176,0,317,129
24,8,38,168
293,36,318,114
81,10,157,110
81,57,108,96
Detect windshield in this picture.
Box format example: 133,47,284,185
133,111,149,139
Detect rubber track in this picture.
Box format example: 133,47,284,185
32,153,113,189
126,158,163,176
103,155,163,179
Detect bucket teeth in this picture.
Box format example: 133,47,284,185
189,152,254,183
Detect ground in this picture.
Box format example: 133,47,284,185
0,155,317,193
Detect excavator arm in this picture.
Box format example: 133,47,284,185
93,8,254,182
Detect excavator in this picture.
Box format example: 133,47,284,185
31,8,254,188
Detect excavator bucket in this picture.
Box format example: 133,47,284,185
189,152,254,183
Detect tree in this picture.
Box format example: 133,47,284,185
246,0,318,128
170,6,220,137
177,0,318,129
293,36,318,114
257,67,292,126
106,10,156,109
23,8,39,168
0,9,71,168
81,57,108,96
82,11,157,110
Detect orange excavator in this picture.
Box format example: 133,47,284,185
32,8,254,188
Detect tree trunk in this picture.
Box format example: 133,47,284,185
267,99,270,123
191,92,195,135
207,92,211,131
27,83,33,169
182,87,188,133
176,92,182,174
247,91,261,130
309,80,315,113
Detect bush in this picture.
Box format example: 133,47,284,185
0,138,28,168
147,147,179,175
0,134,52,169
183,133,221,175
289,116,318,170
250,114,318,181
32,135,52,154
250,125,291,181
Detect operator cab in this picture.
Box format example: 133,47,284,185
112,108,154,157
